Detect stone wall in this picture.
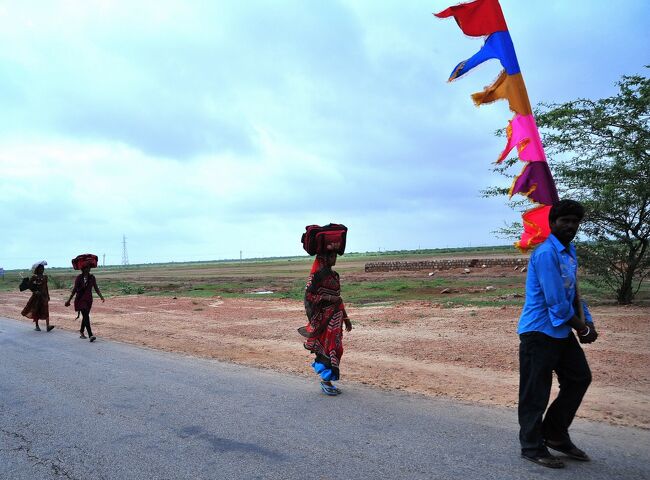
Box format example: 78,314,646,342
364,257,529,272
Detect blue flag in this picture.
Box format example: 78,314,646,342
449,30,520,81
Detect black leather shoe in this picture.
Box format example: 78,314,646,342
545,440,590,461
522,453,565,469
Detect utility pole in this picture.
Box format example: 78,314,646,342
240,250,242,263
102,253,106,267
122,235,129,266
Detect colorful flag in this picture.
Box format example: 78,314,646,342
497,114,546,163
434,0,507,37
517,205,552,250
510,161,559,205
471,71,532,115
449,31,520,81
436,0,557,250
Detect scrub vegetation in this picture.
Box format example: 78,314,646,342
2,246,643,305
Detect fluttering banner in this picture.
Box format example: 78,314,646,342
436,0,558,250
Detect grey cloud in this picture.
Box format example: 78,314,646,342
58,101,258,159
0,0,369,160
1,0,648,268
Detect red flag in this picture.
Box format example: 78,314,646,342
435,0,508,37
516,205,551,251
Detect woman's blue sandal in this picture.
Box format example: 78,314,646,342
320,382,338,396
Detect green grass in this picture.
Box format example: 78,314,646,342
1,246,645,305
0,274,75,293
342,278,445,304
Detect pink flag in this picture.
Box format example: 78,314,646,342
498,114,546,163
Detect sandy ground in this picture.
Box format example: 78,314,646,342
1,291,649,429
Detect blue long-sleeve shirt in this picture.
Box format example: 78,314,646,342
518,234,593,338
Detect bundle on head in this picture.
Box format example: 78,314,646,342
71,254,99,270
301,224,347,256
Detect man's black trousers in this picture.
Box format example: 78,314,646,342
518,331,591,456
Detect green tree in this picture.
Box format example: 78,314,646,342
486,72,649,304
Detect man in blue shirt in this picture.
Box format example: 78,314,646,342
518,200,598,469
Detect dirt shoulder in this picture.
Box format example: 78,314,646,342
1,292,648,429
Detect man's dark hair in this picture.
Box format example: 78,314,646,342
549,199,585,223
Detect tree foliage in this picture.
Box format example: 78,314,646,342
486,71,649,304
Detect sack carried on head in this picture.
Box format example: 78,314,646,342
72,254,99,270
301,224,347,255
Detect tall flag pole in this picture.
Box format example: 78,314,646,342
435,0,559,250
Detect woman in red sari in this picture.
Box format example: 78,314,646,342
299,250,352,396
65,265,104,342
21,261,53,332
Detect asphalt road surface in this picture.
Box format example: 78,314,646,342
1,317,649,480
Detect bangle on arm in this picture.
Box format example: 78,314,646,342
578,325,591,337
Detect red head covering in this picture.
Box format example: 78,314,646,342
310,255,325,274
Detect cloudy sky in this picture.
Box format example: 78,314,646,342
1,0,648,268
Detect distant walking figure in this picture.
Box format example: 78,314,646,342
21,261,53,332
299,250,352,396
65,264,104,343
518,200,598,469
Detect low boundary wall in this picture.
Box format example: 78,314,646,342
364,257,529,272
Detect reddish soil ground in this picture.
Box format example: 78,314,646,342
1,291,648,429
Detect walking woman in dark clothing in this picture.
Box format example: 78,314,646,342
21,261,54,332
65,265,104,342
299,250,352,396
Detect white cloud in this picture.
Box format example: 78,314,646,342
0,0,648,268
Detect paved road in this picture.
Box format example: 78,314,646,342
1,317,648,480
